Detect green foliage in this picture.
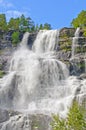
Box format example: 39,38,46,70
51,101,86,130
0,14,7,31
12,31,20,45
8,17,20,30
71,10,86,28
39,23,51,30
67,101,86,130
43,23,52,30
51,115,67,130
35,24,39,31
39,24,43,30
83,28,86,37
83,31,86,37
0,13,52,33
19,15,35,32
8,15,35,32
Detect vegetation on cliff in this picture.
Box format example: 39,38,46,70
71,10,86,36
51,101,86,130
71,10,86,28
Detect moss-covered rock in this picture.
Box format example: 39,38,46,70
59,38,72,52
59,27,75,38
0,70,5,78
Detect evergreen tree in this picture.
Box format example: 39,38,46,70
44,23,52,30
8,17,20,30
0,14,7,31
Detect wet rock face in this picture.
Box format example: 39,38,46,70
69,59,85,76
0,48,13,73
27,33,38,49
58,28,74,60
0,109,52,130
58,27,86,76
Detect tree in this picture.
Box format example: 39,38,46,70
38,23,52,30
26,17,35,32
19,15,35,32
51,101,86,130
8,17,20,30
44,23,52,30
0,14,7,31
12,31,20,45
39,24,43,30
71,10,86,28
19,14,27,31
35,24,39,31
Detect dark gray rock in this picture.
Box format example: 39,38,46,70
0,109,9,123
27,32,37,49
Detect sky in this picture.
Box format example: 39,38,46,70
0,0,86,29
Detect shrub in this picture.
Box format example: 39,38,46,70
51,101,86,130
83,28,86,37
12,31,20,45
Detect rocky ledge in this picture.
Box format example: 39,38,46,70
0,108,51,130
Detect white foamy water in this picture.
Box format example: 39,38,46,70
72,27,80,58
0,30,86,130
32,30,59,53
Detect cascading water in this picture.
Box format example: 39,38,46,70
32,30,59,53
72,27,80,58
0,30,86,130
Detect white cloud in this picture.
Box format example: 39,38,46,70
6,10,28,21
0,0,13,8
0,1,30,21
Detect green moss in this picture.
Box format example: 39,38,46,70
59,38,72,52
77,62,85,69
0,50,4,55
75,46,81,53
75,46,86,53
0,70,5,78
60,33,68,39
59,39,72,45
60,43,71,52
83,46,86,52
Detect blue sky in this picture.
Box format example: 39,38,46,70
0,0,86,29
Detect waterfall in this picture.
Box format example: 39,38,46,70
0,30,86,130
72,27,80,58
32,30,59,53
